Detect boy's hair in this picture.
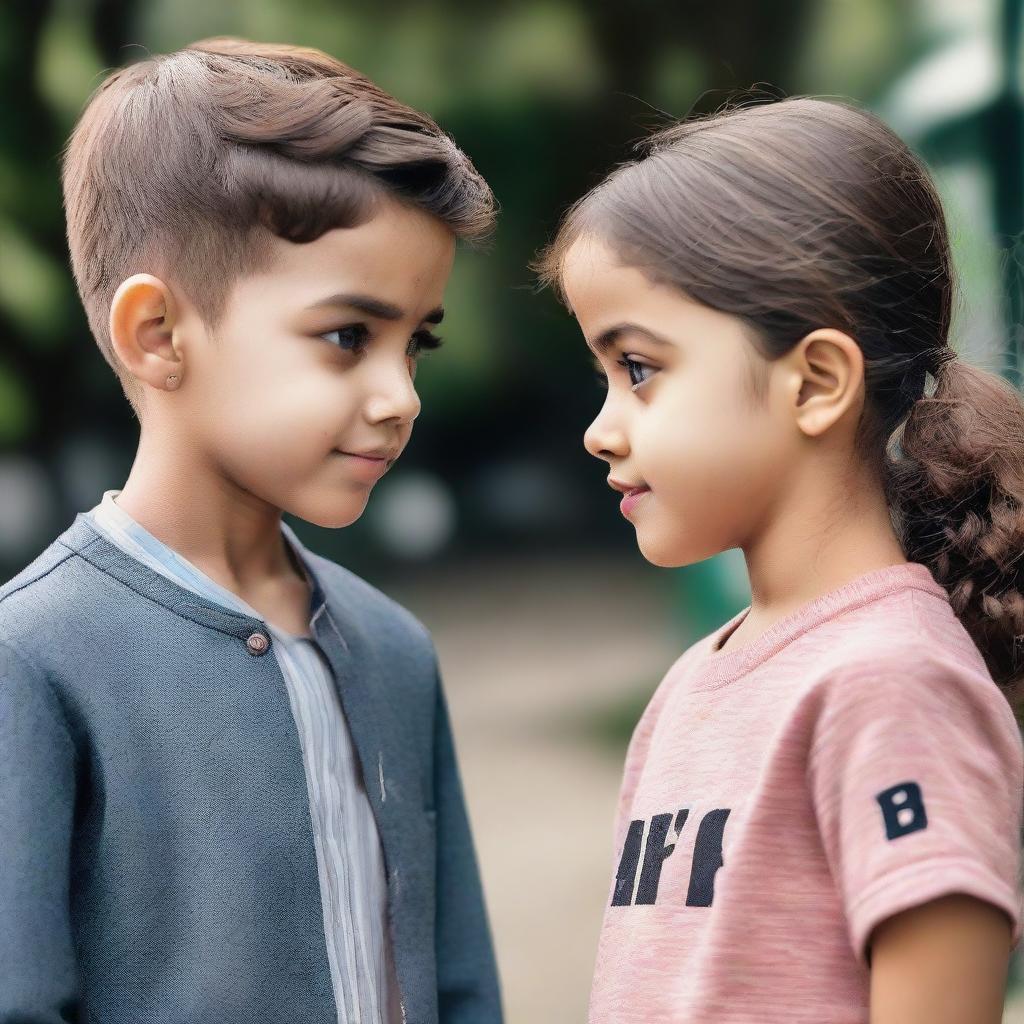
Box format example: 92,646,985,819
536,96,1024,707
61,37,495,412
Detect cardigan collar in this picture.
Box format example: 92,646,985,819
57,513,329,649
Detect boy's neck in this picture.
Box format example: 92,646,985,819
114,447,307,605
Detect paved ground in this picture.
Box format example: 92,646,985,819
384,550,1024,1022
386,551,678,1022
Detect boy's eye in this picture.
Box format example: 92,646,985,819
322,323,369,352
320,324,444,360
618,355,657,389
408,330,444,358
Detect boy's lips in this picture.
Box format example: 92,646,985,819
335,448,395,461
331,448,397,482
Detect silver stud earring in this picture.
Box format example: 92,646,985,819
166,373,180,389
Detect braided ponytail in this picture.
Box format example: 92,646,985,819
888,355,1024,711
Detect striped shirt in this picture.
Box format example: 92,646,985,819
86,488,401,1024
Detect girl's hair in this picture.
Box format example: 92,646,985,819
536,96,1024,710
61,37,495,411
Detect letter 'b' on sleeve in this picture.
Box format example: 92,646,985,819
807,658,1024,968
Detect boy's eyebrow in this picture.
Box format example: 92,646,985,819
305,292,445,325
589,323,671,352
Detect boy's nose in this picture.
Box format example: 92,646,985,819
364,366,421,426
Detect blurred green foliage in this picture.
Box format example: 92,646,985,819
4,0,1023,997
0,0,1016,574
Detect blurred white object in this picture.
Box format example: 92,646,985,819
0,456,55,559
882,33,998,138
54,433,125,513
370,470,457,559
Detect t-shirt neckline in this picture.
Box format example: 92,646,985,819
696,561,948,689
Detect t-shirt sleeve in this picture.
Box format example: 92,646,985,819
806,655,1024,968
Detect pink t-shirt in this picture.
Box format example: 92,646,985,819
589,562,1024,1024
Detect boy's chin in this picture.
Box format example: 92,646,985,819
287,490,373,530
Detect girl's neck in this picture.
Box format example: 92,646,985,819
728,463,908,650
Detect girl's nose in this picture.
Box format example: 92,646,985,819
584,403,629,462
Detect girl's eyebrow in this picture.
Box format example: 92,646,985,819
589,322,672,352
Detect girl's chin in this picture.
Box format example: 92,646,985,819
635,535,687,568
635,526,711,569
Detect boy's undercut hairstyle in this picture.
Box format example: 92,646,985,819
61,37,496,412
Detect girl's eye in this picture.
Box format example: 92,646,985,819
618,355,657,389
408,330,444,358
322,324,370,352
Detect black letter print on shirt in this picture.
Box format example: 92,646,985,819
686,808,731,907
611,820,645,906
875,780,928,840
635,810,689,905
612,808,730,907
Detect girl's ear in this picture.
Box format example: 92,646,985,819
787,328,865,438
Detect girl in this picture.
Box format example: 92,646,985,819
536,97,1024,1023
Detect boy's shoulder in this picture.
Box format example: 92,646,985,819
0,516,116,660
0,528,81,607
0,521,88,635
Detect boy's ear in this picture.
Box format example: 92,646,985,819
785,328,865,439
109,274,183,392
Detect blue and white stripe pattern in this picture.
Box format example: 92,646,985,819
86,489,400,1024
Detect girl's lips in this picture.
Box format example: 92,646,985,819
620,486,650,518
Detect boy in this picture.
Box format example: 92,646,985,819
0,37,501,1024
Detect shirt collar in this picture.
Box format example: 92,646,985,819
89,488,327,636
61,507,327,645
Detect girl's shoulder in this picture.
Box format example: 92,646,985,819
803,633,1022,769
791,579,1007,723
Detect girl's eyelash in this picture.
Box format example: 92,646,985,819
617,355,656,388
592,357,655,391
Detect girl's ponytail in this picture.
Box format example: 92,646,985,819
888,356,1024,709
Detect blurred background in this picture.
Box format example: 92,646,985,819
3,0,1024,1019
